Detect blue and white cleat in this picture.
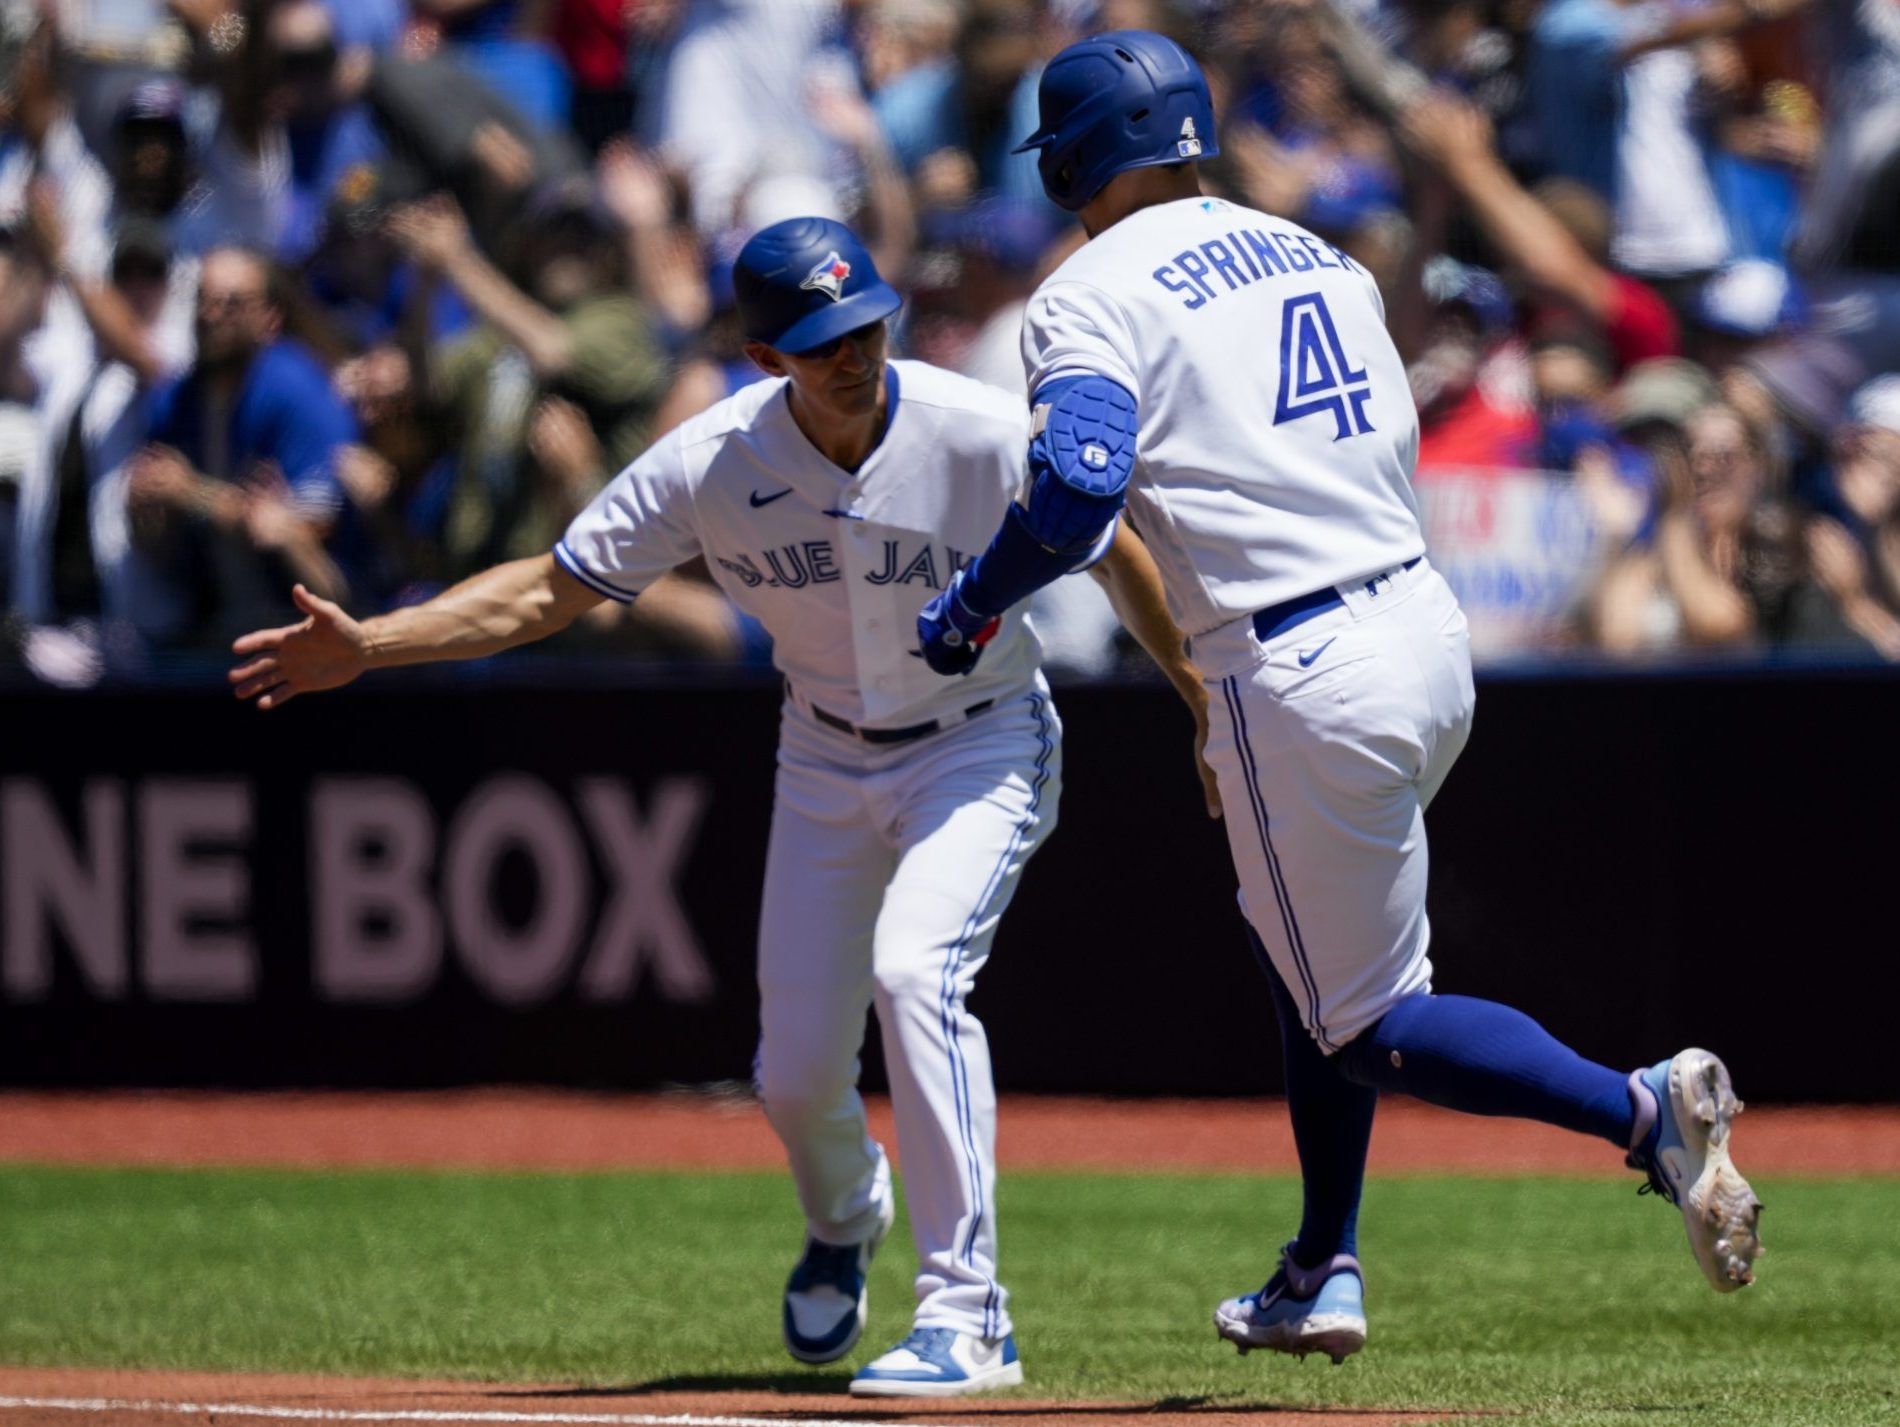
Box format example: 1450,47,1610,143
1627,1047,1763,1292
849,1326,1023,1397
1213,1245,1366,1365
782,1196,896,1364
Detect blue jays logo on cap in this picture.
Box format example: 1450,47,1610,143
801,251,852,302
734,217,902,355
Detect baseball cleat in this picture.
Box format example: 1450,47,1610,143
782,1195,896,1364
849,1326,1023,1397
1627,1048,1763,1292
1213,1245,1366,1365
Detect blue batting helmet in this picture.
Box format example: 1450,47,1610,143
733,217,903,355
1013,30,1218,213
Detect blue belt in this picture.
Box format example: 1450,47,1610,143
1252,557,1422,644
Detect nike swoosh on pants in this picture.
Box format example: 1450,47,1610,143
1297,637,1336,668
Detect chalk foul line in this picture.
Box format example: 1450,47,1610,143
0,1397,933,1427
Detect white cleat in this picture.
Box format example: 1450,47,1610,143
1628,1048,1764,1292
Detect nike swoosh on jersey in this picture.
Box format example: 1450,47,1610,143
1297,637,1336,668
749,488,794,508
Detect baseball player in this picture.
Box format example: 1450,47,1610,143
228,216,1209,1396
916,31,1763,1363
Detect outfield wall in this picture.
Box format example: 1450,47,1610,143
2,668,1893,1100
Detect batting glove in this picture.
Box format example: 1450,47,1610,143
916,573,1000,677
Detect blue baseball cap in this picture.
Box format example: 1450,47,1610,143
733,217,902,355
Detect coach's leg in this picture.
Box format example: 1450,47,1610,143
755,732,899,1246
869,692,1060,1342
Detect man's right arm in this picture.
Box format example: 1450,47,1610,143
1398,91,1620,325
361,554,604,664
229,554,603,708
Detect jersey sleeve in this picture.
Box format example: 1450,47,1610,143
1020,280,1142,403
554,429,701,602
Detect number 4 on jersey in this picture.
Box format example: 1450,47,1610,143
1273,293,1375,441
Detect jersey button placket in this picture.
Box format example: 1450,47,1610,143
845,517,907,724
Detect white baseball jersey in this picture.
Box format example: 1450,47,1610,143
558,356,1059,1342
1025,194,1475,1053
557,360,1040,726
1022,195,1426,636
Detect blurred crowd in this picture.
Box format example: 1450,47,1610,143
1,0,1898,687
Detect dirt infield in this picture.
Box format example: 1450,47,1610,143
0,1090,1896,1176
0,1367,1472,1427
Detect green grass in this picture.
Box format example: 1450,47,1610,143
0,1166,1895,1425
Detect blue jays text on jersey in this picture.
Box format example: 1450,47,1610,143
558,359,1042,727
715,538,975,592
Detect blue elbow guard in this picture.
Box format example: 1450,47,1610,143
1021,374,1138,554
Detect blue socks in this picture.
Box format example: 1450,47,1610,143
1335,993,1637,1148
1252,931,1375,1270
1256,939,1644,1274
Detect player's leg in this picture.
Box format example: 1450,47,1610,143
1212,571,1640,1139
1250,927,1376,1269
755,723,901,1362
848,689,1059,1396
1316,587,1760,1288
1210,928,1378,1364
1213,566,1757,1295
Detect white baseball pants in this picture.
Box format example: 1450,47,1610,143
1194,558,1476,1053
753,685,1061,1341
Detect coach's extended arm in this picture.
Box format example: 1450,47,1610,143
229,555,603,709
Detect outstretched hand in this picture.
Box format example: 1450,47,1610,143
229,584,372,709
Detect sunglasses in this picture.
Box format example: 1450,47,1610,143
797,320,884,361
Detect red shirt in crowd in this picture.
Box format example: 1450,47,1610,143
1603,275,1680,370
554,0,631,89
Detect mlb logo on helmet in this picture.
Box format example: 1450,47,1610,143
801,251,852,303
1177,117,1202,159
